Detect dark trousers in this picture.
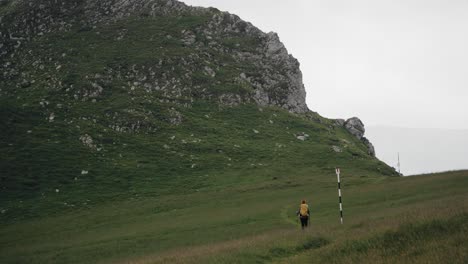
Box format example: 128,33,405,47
300,216,309,229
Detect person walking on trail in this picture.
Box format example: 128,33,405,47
297,200,310,229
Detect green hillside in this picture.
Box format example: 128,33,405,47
6,1,463,264
1,0,395,221
1,99,395,220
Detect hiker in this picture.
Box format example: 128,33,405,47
297,199,310,229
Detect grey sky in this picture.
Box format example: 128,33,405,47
182,0,468,130
366,126,468,175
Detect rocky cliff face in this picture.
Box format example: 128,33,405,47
1,0,308,113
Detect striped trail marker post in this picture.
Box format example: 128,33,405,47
335,168,343,224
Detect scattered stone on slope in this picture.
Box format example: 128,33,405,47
296,132,309,141
79,134,96,149
332,145,342,152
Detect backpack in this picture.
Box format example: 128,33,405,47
299,204,309,217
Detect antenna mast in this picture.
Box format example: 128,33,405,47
397,152,401,174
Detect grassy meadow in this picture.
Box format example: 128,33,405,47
1,170,466,263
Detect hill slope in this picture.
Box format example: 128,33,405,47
0,169,466,263
1,0,395,220
1,1,466,264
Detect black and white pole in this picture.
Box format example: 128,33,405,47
335,168,343,224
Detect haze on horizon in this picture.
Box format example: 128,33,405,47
182,0,468,174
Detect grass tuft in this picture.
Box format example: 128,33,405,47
296,237,330,251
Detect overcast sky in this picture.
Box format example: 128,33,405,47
366,126,468,175
182,0,468,130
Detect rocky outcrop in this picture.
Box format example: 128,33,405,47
341,117,375,157
200,12,308,113
344,117,365,140
361,137,376,157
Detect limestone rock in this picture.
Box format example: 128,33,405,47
168,108,183,125
48,113,55,122
334,119,345,126
344,117,365,140
296,132,309,141
343,117,375,157
265,32,289,60
219,93,241,106
332,145,342,152
79,134,96,149
361,137,376,157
